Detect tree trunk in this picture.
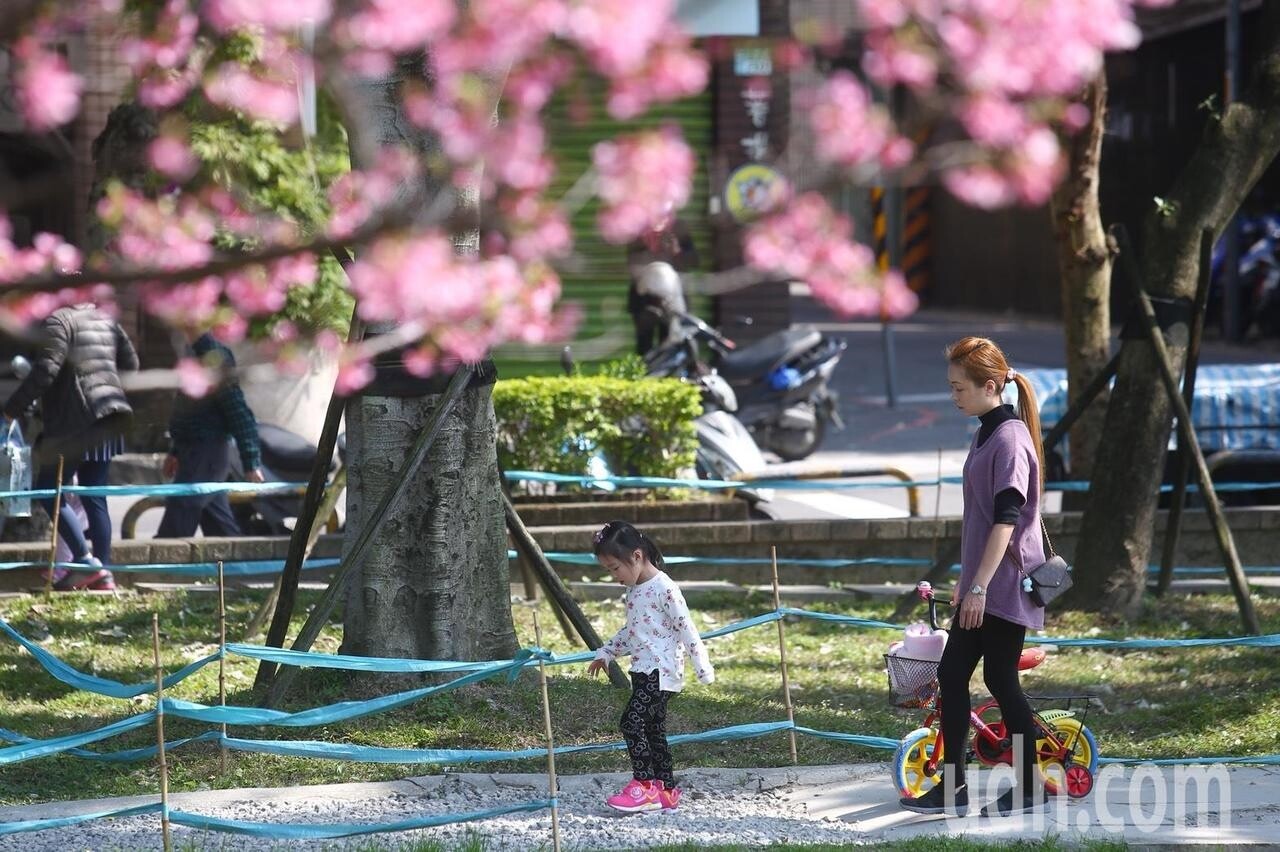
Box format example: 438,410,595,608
338,63,518,660
1072,7,1280,617
341,387,517,660
1050,76,1112,485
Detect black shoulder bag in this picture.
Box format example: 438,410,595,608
1014,518,1072,608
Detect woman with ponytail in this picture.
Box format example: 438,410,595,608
900,337,1047,818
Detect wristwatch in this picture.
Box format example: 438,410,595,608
969,583,986,597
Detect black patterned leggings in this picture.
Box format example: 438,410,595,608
620,670,675,785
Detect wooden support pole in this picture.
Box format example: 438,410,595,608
253,368,353,689
245,464,348,642
1135,288,1261,634
217,561,228,774
1158,229,1215,596
503,492,628,689
152,613,173,852
44,454,64,597
770,547,798,764
263,365,474,708
1040,353,1122,457
532,612,562,852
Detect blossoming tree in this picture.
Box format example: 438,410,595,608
2,0,1182,656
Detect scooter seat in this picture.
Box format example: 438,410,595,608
717,326,823,380
259,423,323,472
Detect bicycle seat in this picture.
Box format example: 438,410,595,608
1018,647,1047,671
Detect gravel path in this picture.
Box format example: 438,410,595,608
0,766,879,851
4,762,1277,849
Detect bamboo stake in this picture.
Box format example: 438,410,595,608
44,454,64,597
770,547,798,764
217,561,228,774
152,614,173,852
532,612,561,852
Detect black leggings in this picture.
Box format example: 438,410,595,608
938,613,1037,790
620,670,674,786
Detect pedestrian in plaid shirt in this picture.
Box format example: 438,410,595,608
157,332,264,537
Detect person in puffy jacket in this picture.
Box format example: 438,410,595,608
2,303,139,590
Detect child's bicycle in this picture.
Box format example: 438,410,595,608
885,582,1099,801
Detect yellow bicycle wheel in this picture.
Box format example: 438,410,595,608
893,727,942,798
1037,716,1098,799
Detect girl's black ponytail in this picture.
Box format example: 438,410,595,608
593,520,664,570
636,529,665,571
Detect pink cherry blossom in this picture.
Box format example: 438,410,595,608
204,0,332,32
325,149,420,239
809,71,912,170
336,358,376,396
12,39,82,130
148,136,199,181
175,357,217,398
593,127,694,244
334,0,455,55
569,0,673,77
204,61,300,125
745,193,913,319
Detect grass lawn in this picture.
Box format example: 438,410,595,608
0,585,1277,810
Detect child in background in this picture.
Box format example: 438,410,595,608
587,520,714,814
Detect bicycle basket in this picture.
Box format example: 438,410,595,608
884,654,940,708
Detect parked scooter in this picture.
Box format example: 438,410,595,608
638,262,847,461
1209,213,1280,338
226,423,344,535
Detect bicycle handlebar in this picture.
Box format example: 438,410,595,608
916,581,952,632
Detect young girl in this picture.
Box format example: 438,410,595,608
587,520,715,813
900,337,1047,819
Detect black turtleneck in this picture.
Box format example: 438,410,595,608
978,404,1025,525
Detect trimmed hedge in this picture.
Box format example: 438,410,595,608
492,376,701,482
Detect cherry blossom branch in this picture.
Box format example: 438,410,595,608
0,206,415,297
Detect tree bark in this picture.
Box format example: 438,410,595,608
341,387,517,660
338,63,517,660
1050,76,1112,484
1072,6,1280,617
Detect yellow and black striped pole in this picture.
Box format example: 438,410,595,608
902,184,932,294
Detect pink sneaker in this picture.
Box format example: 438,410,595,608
657,782,681,811
606,779,661,813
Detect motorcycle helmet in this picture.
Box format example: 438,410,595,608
635,261,687,316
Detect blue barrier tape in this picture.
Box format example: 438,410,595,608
0,617,220,699
0,728,220,763
166,799,554,841
0,713,156,765
225,643,592,674
0,802,163,836
222,721,798,765
0,481,308,500
503,470,943,491
1045,480,1280,494
794,726,899,751
540,551,934,568
0,559,341,577
781,608,901,631
162,650,556,727
506,470,1280,494
1039,633,1280,650
700,611,783,640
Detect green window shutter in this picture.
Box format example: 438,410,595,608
494,80,712,376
